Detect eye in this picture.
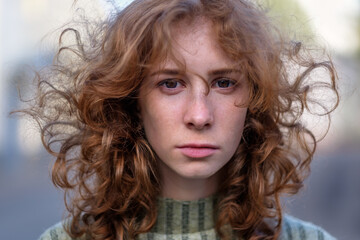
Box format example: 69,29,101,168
213,78,236,88
157,79,185,94
160,79,180,88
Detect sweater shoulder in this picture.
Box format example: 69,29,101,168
279,215,336,240
38,215,336,240
38,222,84,240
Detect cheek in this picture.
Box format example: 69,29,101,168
221,108,247,147
140,98,178,144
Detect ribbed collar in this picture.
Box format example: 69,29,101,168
136,195,238,240
151,195,218,234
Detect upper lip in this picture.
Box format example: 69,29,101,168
177,144,220,149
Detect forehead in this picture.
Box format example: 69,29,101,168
148,18,237,73
172,18,216,52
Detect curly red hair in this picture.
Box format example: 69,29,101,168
18,0,339,239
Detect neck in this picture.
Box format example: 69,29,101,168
159,162,221,200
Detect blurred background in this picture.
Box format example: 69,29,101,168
0,0,359,239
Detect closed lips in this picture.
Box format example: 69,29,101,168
177,144,219,158
177,144,219,149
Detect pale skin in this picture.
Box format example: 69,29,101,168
139,18,249,200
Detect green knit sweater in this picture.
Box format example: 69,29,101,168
38,196,335,240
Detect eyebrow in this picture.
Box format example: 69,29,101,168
149,69,183,76
209,68,242,76
149,68,241,77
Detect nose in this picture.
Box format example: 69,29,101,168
183,94,214,130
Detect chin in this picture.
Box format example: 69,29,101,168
178,168,219,180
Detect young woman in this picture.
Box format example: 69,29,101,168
25,0,339,239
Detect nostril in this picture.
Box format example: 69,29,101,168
183,96,214,129
185,112,213,130
186,121,211,130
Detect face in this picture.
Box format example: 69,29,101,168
139,19,248,185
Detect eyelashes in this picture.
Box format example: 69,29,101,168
158,79,183,89
158,78,238,90
157,79,185,94
212,78,236,88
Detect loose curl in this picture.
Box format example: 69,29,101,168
18,0,339,239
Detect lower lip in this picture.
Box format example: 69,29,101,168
178,147,218,158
